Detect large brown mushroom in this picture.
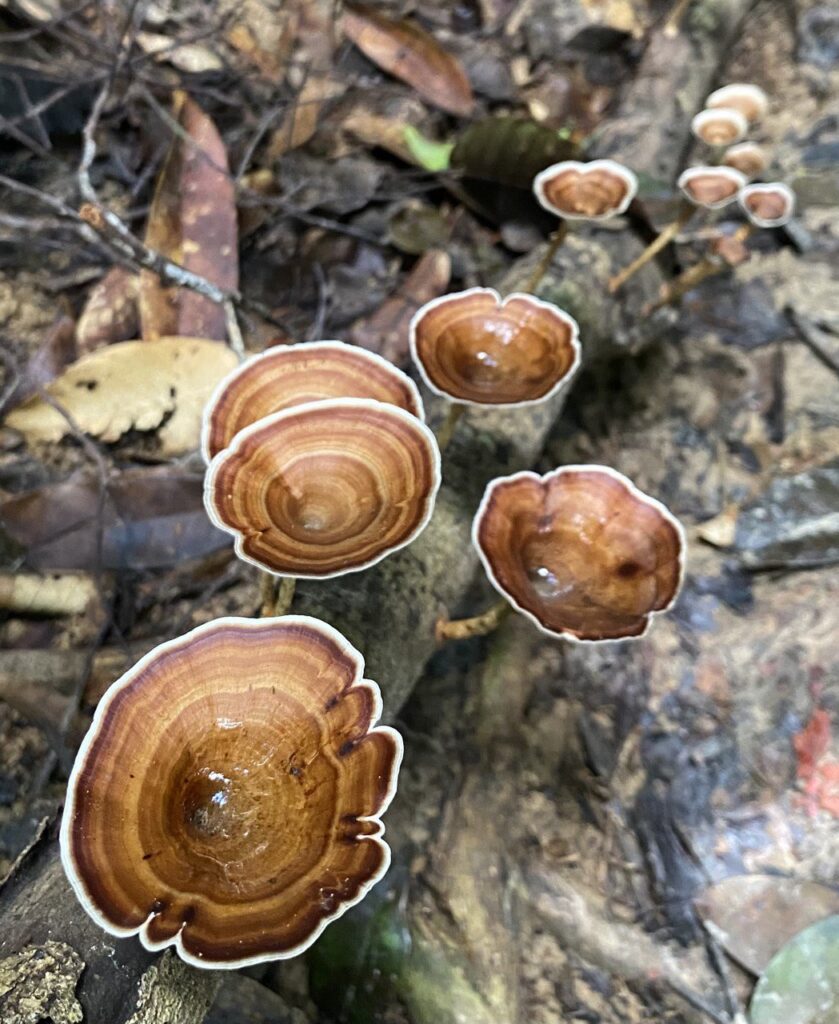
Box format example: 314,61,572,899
532,159,638,221
409,288,580,407
205,398,441,578
472,466,685,642
202,341,424,462
60,615,402,968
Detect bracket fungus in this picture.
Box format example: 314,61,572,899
691,107,748,147
60,615,402,968
472,466,685,642
202,341,424,462
706,83,769,124
409,288,580,408
532,159,638,221
205,397,441,578
722,141,768,180
739,182,796,228
677,166,748,209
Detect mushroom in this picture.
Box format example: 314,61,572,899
60,615,402,968
533,159,638,221
738,182,795,228
722,141,768,180
677,166,748,209
202,340,424,463
691,107,748,148
205,397,441,578
706,83,769,124
470,465,685,642
409,288,580,408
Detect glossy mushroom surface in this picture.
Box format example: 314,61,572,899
533,159,638,221
706,83,768,123
677,166,747,209
60,616,402,968
691,107,748,147
473,466,685,642
722,141,768,179
409,289,580,407
205,398,441,578
202,341,424,462
739,183,795,228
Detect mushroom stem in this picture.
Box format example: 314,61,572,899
274,576,297,616
643,223,753,314
608,200,695,293
524,221,569,295
259,572,277,617
436,600,510,642
436,402,465,450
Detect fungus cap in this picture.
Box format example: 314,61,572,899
677,166,748,209
706,83,769,124
202,341,424,462
60,615,402,968
409,288,581,408
738,182,795,228
205,397,441,578
532,159,638,221
691,107,748,147
473,465,686,642
722,141,768,179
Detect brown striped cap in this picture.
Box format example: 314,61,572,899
739,182,795,228
205,398,441,578
722,142,768,180
202,341,424,462
678,166,748,209
60,615,403,968
691,108,748,147
473,466,686,642
706,84,768,124
409,289,580,407
533,159,638,221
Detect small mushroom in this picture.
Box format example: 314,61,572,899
205,397,441,578
472,465,685,642
202,341,424,462
532,159,638,221
678,166,748,209
409,288,580,408
60,615,402,968
691,107,748,147
722,141,768,179
706,83,769,124
738,182,795,228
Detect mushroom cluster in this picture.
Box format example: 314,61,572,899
202,341,441,578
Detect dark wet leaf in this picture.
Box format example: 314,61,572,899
0,316,76,418
0,466,229,571
388,202,449,255
750,915,839,1024
451,116,578,189
343,4,474,117
696,876,839,975
139,91,238,342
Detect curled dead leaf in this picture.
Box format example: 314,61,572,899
140,91,238,342
342,4,474,117
4,337,237,455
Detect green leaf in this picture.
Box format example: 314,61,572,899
404,126,454,172
750,915,839,1024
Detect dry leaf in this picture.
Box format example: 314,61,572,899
5,337,237,455
0,316,76,417
342,4,474,117
225,0,297,81
267,75,345,159
76,267,140,354
140,91,239,341
135,31,224,73
696,503,739,548
350,249,451,364
343,107,421,165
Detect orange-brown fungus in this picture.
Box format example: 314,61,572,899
533,159,637,220
473,467,685,642
410,289,580,406
202,341,424,461
60,616,402,967
205,398,440,578
722,142,767,179
678,167,746,209
739,183,795,227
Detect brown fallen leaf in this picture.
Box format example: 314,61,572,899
267,75,345,159
0,315,76,417
342,107,421,165
139,91,239,342
350,249,451,364
342,4,474,117
76,267,139,354
135,32,224,73
0,465,229,571
226,0,299,81
4,337,237,455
